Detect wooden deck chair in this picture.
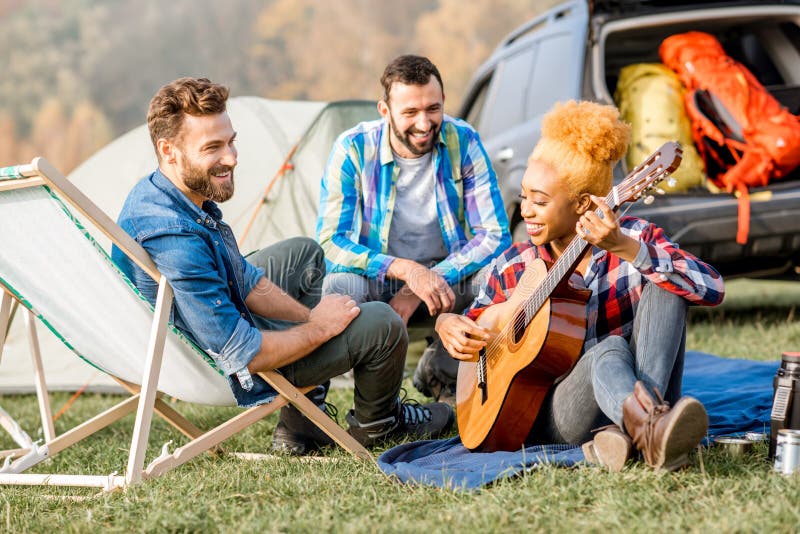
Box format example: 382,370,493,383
0,157,371,491
0,291,57,460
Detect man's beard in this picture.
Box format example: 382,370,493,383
389,114,440,157
180,154,235,203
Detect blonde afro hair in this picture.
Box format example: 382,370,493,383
529,100,631,197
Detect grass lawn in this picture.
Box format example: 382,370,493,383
1,279,799,532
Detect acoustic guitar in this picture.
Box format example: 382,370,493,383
457,142,683,451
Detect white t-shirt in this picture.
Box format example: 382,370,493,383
386,151,448,266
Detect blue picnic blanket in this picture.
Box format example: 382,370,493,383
378,351,776,490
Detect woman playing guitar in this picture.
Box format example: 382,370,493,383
435,101,725,471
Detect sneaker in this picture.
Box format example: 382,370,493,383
271,383,338,456
345,391,455,447
412,337,458,403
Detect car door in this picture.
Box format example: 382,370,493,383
460,0,588,235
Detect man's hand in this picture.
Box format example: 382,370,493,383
388,286,421,325
308,294,361,341
389,258,455,316
435,313,490,361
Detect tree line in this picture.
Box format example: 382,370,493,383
0,0,555,172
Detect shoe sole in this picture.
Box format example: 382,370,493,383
345,401,455,448
271,440,309,455
593,430,633,472
272,426,320,456
582,441,599,464
651,397,708,471
346,422,455,448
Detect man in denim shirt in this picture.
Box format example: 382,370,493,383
113,77,454,454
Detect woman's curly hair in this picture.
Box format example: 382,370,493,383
529,100,631,197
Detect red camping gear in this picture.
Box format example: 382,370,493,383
660,31,800,244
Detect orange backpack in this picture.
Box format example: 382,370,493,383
660,31,800,244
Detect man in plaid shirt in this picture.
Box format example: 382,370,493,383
316,55,510,402
436,101,725,472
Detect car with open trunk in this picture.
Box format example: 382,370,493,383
459,0,800,279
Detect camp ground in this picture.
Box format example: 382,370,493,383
0,97,378,397
0,96,796,532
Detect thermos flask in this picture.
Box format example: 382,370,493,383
769,352,800,459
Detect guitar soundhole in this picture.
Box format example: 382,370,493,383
512,310,526,344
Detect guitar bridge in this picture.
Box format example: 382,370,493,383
478,380,488,404
477,348,488,404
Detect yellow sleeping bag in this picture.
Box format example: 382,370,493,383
615,63,706,192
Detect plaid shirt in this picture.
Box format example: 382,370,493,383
316,115,510,286
466,217,725,349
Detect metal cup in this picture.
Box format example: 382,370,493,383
745,431,768,443
773,429,800,475
715,436,753,456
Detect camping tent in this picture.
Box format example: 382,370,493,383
0,97,379,393
239,100,381,247
68,97,379,253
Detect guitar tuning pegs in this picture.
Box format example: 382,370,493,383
643,195,655,205
655,188,666,195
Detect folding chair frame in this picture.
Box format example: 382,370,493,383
0,157,371,492
0,291,55,451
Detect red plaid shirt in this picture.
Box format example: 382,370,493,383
466,216,725,350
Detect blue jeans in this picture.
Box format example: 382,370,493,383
529,282,688,445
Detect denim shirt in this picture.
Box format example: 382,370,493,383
112,169,276,407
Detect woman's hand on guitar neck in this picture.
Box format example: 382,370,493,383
435,313,491,362
576,195,640,263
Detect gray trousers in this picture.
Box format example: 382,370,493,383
322,266,490,394
322,265,490,400
528,282,688,445
246,237,407,423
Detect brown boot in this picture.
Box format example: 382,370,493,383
622,381,708,471
582,425,634,472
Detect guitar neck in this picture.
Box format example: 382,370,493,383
522,189,620,318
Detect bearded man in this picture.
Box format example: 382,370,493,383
316,55,510,402
113,77,454,455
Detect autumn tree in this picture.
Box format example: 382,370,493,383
30,98,69,170
415,0,546,112
63,102,113,171
0,113,18,167
249,0,435,101
0,0,557,169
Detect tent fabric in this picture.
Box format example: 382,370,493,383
1,97,378,394
377,351,776,490
243,100,380,246
0,185,235,405
68,96,328,254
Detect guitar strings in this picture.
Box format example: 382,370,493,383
476,167,665,369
